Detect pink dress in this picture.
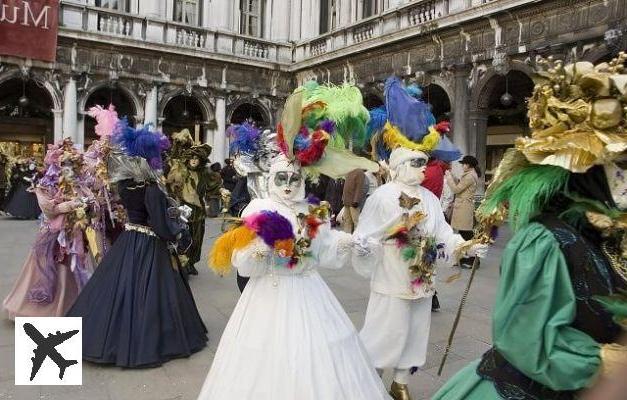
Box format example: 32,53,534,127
3,188,95,319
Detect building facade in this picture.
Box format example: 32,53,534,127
0,0,625,172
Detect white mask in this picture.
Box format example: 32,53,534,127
395,159,427,186
605,158,627,210
268,156,305,205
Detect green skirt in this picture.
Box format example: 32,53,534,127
432,360,500,400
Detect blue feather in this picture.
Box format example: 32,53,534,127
384,76,436,142
366,106,388,141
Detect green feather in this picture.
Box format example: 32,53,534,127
477,165,570,231
402,247,417,261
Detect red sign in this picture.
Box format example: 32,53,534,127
0,0,59,62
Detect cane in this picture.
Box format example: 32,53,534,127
437,255,480,376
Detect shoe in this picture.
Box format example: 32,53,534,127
188,264,199,275
389,381,412,400
431,294,440,312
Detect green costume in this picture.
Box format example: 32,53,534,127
434,54,627,400
433,223,602,399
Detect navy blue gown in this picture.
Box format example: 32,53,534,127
67,180,207,368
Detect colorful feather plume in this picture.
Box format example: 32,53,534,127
384,77,435,142
87,104,119,138
295,130,330,166
209,225,257,275
113,118,170,170
227,122,261,154
244,211,295,250
383,122,440,153
477,164,570,231
435,121,451,134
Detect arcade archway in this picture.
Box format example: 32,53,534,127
0,77,54,161
229,102,268,128
162,94,205,141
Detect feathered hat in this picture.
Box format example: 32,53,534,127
87,104,119,138
367,77,441,164
276,81,378,179
477,52,627,232
112,118,170,170
431,120,462,162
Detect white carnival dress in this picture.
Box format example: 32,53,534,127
197,198,390,400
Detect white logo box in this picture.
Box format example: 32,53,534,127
14,317,82,386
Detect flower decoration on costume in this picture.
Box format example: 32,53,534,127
385,193,445,293
367,77,442,162
276,81,378,179
518,53,627,174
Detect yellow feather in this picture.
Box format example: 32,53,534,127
208,226,257,276
382,122,440,152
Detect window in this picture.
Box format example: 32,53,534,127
95,0,129,12
174,0,200,25
362,0,379,18
240,0,263,37
319,0,337,34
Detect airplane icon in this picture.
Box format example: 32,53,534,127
23,323,79,381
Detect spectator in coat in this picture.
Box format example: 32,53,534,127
445,155,481,268
341,168,367,233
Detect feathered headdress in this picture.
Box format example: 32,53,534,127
112,119,170,170
276,81,378,179
367,77,441,162
431,120,461,162
227,122,261,155
477,53,627,232
87,104,119,138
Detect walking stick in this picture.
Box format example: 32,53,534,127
437,255,480,376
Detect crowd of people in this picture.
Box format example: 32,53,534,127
1,53,626,400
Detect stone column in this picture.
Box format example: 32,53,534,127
270,0,290,41
144,86,159,128
62,77,78,143
213,96,227,164
468,110,488,190
290,0,302,40
339,0,352,27
452,67,470,155
52,109,63,143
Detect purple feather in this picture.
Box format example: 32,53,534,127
319,119,336,134
307,194,321,205
244,211,294,247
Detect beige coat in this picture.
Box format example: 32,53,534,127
446,169,479,231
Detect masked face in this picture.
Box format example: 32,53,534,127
61,165,75,179
395,156,428,186
268,157,305,204
605,156,627,210
188,157,200,169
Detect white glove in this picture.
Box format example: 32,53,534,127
178,205,193,222
353,237,373,257
466,243,488,259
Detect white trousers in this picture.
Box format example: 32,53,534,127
360,293,432,370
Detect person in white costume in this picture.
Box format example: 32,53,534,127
198,155,390,400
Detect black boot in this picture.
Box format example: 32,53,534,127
431,292,440,312
188,264,199,276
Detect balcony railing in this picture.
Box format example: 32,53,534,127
60,4,293,64
58,0,533,67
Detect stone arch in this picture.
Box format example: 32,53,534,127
79,79,144,122
422,83,452,121
470,60,535,112
226,97,272,128
158,87,214,124
0,68,62,111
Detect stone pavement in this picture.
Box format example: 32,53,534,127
0,217,509,400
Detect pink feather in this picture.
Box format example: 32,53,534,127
88,104,119,138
